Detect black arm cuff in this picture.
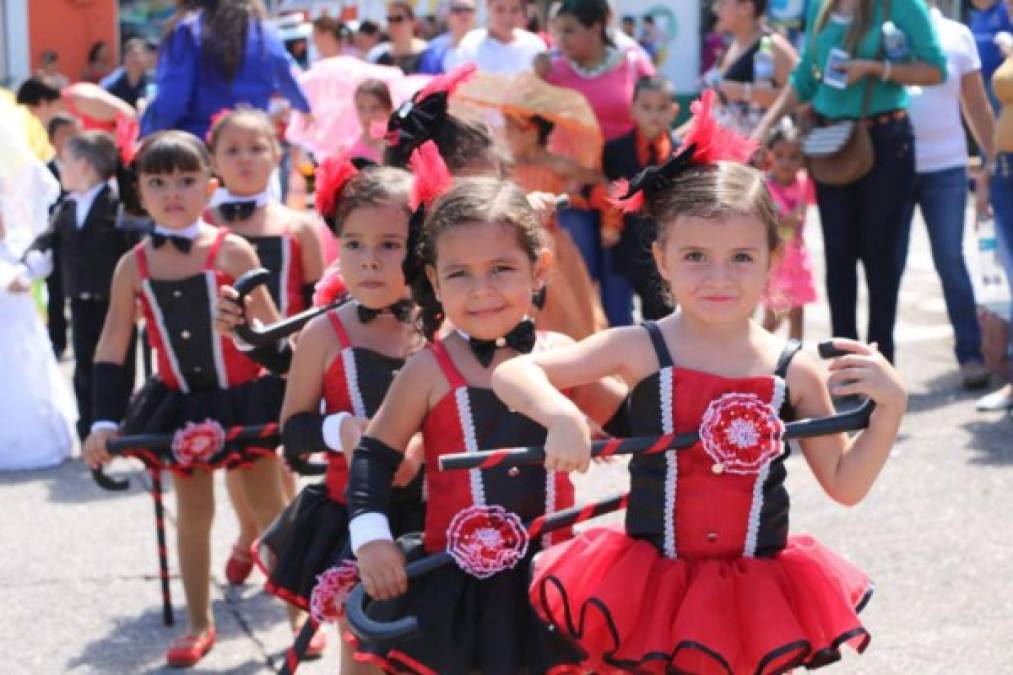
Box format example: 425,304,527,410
282,411,326,459
92,362,131,424
602,400,631,438
348,436,404,520
301,282,316,309
246,342,293,375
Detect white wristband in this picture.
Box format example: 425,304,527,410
349,512,394,554
881,61,892,82
90,420,119,434
321,411,352,452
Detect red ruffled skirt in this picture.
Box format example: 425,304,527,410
531,526,872,675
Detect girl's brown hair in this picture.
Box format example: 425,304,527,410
135,130,212,176
646,162,780,252
206,105,279,153
355,78,395,112
412,177,544,339
330,166,412,234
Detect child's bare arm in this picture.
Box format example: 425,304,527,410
790,340,907,506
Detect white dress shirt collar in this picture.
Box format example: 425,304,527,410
68,182,107,229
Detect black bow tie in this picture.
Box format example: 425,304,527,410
150,232,193,253
357,299,414,324
218,200,257,223
467,319,536,367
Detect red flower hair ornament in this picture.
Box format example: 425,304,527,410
171,419,226,466
445,505,530,579
314,151,360,225
205,108,233,144
309,560,359,623
608,89,758,214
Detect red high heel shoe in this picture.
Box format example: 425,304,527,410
166,627,216,668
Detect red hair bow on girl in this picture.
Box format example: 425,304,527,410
205,108,233,144
608,90,758,214
314,151,360,223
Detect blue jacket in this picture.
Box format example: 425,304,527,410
141,12,311,139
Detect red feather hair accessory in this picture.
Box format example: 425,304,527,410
681,89,757,164
417,63,477,102
408,140,453,211
605,89,757,215
315,151,360,220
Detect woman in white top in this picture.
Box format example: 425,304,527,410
445,0,547,74
898,0,996,389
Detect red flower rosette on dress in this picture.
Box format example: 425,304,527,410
698,392,785,475
309,560,359,623
445,505,530,579
171,419,226,466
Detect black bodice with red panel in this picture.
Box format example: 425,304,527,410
135,229,261,393
625,321,799,561
320,310,404,502
420,338,574,554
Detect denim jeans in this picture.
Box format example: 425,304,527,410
897,166,983,364
557,207,634,326
813,114,915,363
990,153,1013,364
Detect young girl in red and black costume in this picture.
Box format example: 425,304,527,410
204,107,325,587
491,92,908,674
82,131,289,668
249,158,426,668
346,174,629,674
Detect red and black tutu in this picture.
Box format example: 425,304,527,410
349,534,581,675
531,526,872,675
120,374,284,476
255,477,425,610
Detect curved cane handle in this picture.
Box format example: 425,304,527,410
92,466,130,491
345,584,418,643
345,551,453,642
284,452,328,476
232,268,340,347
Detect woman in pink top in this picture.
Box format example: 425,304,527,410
544,0,655,141
540,0,655,327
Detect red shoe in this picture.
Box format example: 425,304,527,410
225,543,254,585
302,626,327,660
166,627,216,668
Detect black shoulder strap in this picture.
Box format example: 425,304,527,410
643,321,673,369
774,339,803,378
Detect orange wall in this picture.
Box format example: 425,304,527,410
29,0,118,83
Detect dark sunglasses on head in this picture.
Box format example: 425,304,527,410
450,5,475,13
387,15,408,23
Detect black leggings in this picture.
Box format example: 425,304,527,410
813,113,915,363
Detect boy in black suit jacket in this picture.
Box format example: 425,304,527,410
603,75,679,320
42,113,81,359
23,131,137,440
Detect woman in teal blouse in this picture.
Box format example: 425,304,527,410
754,0,946,363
